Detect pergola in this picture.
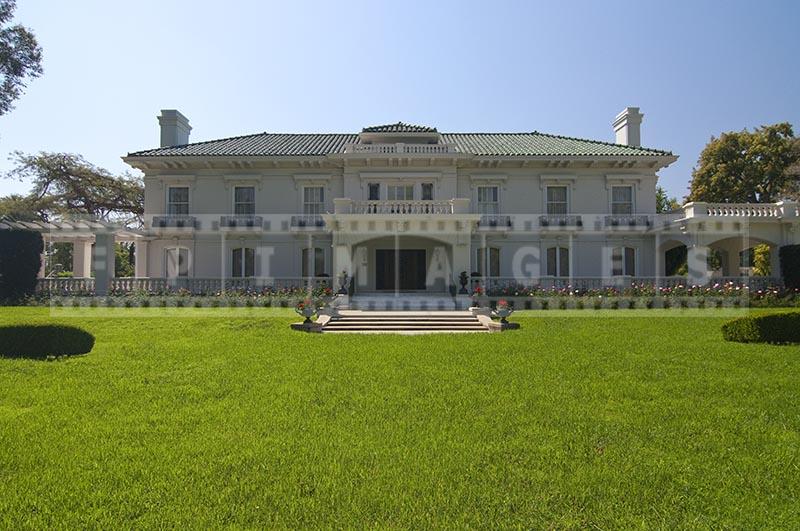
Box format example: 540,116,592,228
0,217,143,295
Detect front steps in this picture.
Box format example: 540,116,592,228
348,294,470,311
321,311,488,334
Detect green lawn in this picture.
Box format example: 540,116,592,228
0,307,798,528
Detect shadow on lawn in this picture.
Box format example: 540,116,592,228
0,325,95,360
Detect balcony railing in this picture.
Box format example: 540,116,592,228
152,215,197,229
342,199,460,215
478,215,512,228
220,215,263,228
344,143,458,155
539,215,583,228
604,215,653,228
290,215,326,228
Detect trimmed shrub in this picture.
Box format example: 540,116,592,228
721,312,800,344
0,325,95,359
0,230,43,301
780,245,800,289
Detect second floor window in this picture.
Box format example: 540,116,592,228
421,183,434,200
232,247,255,277
303,186,324,215
546,186,568,215
611,186,633,215
477,186,499,215
368,183,380,200
387,185,413,200
167,187,189,215
612,246,636,276
234,187,255,215
546,246,569,277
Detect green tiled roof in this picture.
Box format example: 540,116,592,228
127,130,673,158
362,122,438,133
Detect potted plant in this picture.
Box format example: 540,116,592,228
458,271,469,294
295,298,319,324
472,285,485,307
492,299,514,324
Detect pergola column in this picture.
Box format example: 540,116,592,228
134,239,149,278
93,233,115,295
73,239,93,278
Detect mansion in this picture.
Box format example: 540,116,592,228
14,107,799,297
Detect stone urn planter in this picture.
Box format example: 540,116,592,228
491,299,514,324
458,271,469,294
295,299,319,324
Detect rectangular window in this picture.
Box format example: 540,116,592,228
421,183,434,200
302,248,325,277
232,248,255,278
546,247,569,277
233,186,255,215
166,248,189,277
612,247,635,276
368,183,380,200
387,185,413,200
477,247,500,277
477,186,499,215
546,186,568,215
611,186,633,215
167,187,189,216
303,186,324,215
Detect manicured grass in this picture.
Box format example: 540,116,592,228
0,307,798,528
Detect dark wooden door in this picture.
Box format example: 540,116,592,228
375,250,426,290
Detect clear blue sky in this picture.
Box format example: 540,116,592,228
1,0,797,200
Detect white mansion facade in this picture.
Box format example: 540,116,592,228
112,107,797,295
13,107,796,297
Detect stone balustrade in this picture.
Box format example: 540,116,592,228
344,143,457,155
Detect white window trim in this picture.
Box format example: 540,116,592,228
475,185,501,215
301,247,326,277
232,185,257,215
610,245,638,276
300,185,327,215
166,185,191,216
610,185,635,215
164,246,191,277
545,246,570,277
544,185,570,215
231,246,257,278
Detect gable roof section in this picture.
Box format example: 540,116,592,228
127,131,673,158
361,122,438,133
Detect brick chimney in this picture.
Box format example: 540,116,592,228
613,107,643,147
158,109,192,148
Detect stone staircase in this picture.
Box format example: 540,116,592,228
321,310,488,334
349,293,465,311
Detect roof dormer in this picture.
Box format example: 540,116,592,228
358,122,441,145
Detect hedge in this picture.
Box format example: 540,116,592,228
780,245,800,289
0,229,43,301
721,312,800,344
0,325,95,359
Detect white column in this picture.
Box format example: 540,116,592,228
93,233,115,295
38,251,47,278
332,243,352,293
687,244,710,286
73,239,93,278
134,239,149,278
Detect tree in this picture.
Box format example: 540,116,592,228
4,152,143,226
688,123,798,203
0,0,42,116
656,186,680,213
